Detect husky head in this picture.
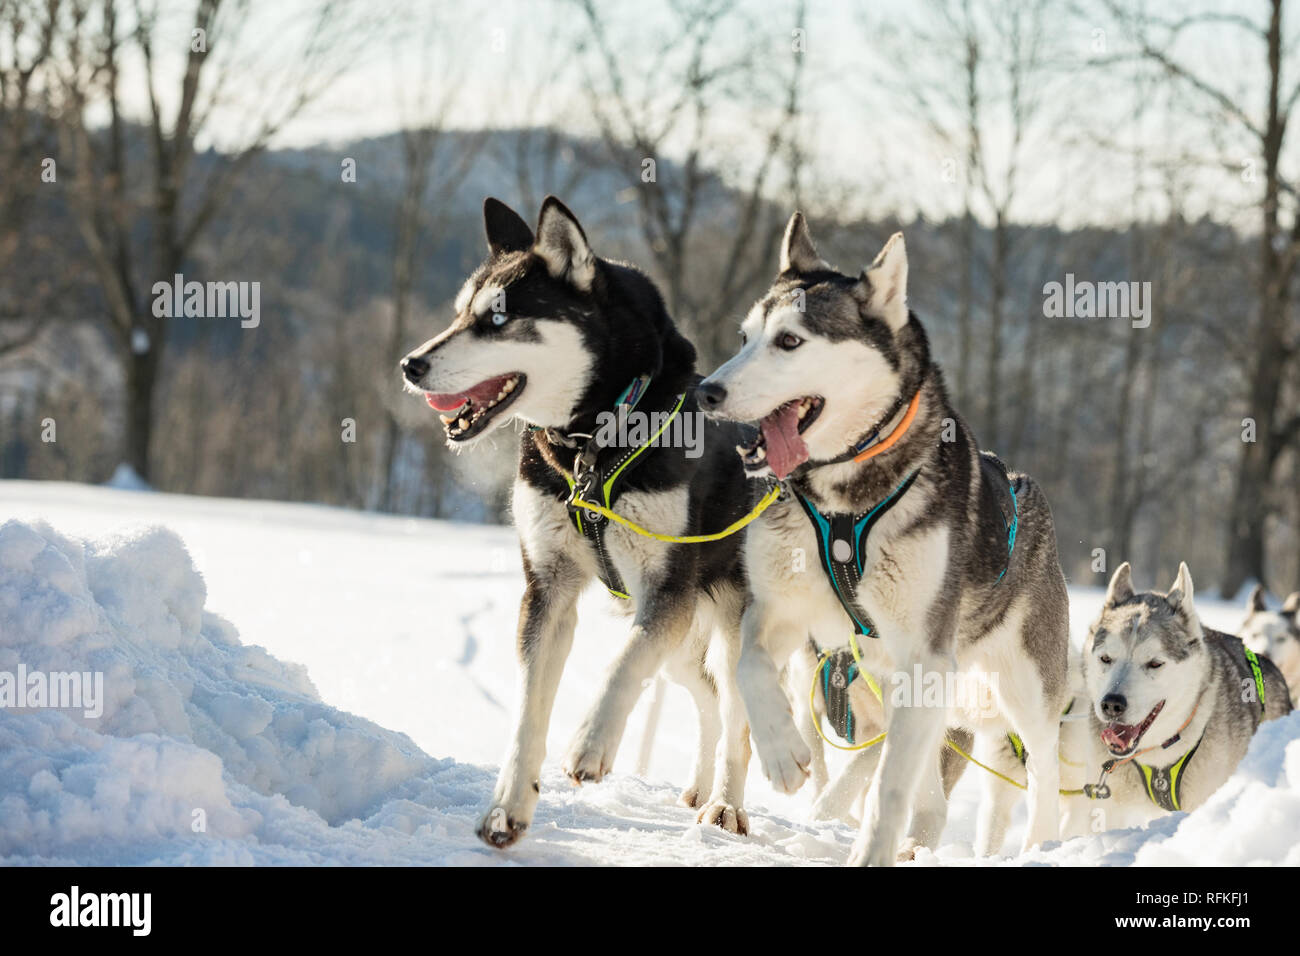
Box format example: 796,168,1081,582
400,197,682,447
1239,585,1300,680
697,213,924,479
1083,562,1208,757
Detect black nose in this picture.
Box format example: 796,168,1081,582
696,381,726,410
1100,693,1127,720
401,355,429,383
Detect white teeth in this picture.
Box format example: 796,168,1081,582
440,414,455,425
504,378,517,393
458,417,469,430
797,404,808,419
755,446,766,459
497,390,506,400
736,444,748,455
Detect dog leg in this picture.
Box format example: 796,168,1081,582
994,654,1064,851
698,620,752,834
477,571,580,848
563,593,695,785
663,654,720,809
1017,723,1061,850
898,749,949,860
848,650,950,867
973,735,1019,857
811,746,880,824
787,645,830,796
737,604,813,794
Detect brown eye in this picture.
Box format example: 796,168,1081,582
1145,660,1163,670
1099,654,1113,665
777,332,802,350
739,329,748,345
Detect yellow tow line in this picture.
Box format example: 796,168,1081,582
569,485,782,544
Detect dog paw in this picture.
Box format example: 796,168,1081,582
562,731,617,785
847,838,898,868
476,805,528,849
697,801,749,835
896,839,920,862
755,732,812,795
678,786,703,809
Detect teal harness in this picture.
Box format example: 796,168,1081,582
793,452,1019,643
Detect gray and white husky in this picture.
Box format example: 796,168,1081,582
400,197,755,846
1069,562,1292,832
697,214,1071,865
1239,584,1300,705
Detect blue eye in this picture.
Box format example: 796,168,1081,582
492,313,508,326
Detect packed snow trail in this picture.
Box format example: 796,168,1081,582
0,480,1295,865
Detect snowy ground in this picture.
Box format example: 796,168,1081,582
1,479,1296,866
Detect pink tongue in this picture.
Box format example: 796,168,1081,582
1101,724,1138,751
760,404,808,479
426,375,510,412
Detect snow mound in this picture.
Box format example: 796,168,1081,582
0,519,439,863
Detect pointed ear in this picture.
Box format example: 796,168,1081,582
1248,583,1268,614
533,196,595,290
1167,562,1196,615
484,197,534,257
1105,562,1134,606
779,212,828,275
852,232,909,332
1281,592,1300,617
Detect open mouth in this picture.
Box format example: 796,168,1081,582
424,373,525,442
735,396,823,479
1100,700,1164,756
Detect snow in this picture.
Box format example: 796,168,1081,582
0,478,1296,866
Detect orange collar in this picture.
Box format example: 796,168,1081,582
851,390,921,464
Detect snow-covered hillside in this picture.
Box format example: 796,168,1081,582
1,480,1296,866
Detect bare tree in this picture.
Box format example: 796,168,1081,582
1099,0,1300,594
0,0,61,356
571,0,808,363
49,0,367,483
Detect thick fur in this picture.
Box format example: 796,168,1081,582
1238,585,1300,706
699,214,1071,865
1066,563,1292,833
401,197,756,846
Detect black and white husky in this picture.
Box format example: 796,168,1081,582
1069,562,1292,832
400,197,755,847
697,214,1071,865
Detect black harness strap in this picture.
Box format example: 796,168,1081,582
560,379,684,599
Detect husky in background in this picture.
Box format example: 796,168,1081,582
697,214,1070,865
1068,562,1292,832
1239,585,1300,705
401,197,755,846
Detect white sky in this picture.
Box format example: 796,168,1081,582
96,0,1286,231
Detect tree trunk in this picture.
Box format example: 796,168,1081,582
1222,0,1288,598
125,345,159,482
